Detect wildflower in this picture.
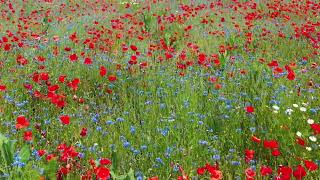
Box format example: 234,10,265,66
100,66,107,77
293,165,306,180
69,54,78,61
299,107,307,112
94,166,110,180
285,109,293,115
16,115,30,129
99,158,111,166
197,167,206,175
245,149,255,163
309,136,317,142
296,137,306,146
307,119,314,124
310,123,320,134
263,140,279,149
277,166,292,180
271,149,281,156
296,131,302,137
246,106,255,113
251,135,261,143
272,105,280,111
304,160,318,171
80,128,87,137
245,168,256,180
23,131,33,141
60,115,70,125
260,166,272,176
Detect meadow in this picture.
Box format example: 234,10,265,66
0,0,319,179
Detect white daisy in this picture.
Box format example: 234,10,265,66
285,109,293,115
272,105,280,110
293,104,299,108
307,119,314,124
296,131,302,137
300,107,307,112
309,136,317,142
306,147,312,151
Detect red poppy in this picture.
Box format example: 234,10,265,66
60,115,70,125
100,66,107,77
310,123,320,134
23,131,33,141
130,45,137,51
277,166,292,180
260,166,272,176
267,60,279,67
148,177,159,180
251,135,261,143
0,84,6,91
245,149,255,163
246,106,254,113
108,75,117,82
16,115,30,129
46,154,56,161
95,166,110,180
4,44,11,51
304,160,318,171
287,72,295,80
293,165,306,180
69,54,78,61
198,53,206,65
48,85,59,92
263,140,279,149
37,149,46,156
296,137,305,146
100,158,112,166
80,128,87,137
245,168,256,179
58,75,67,83
197,167,206,175
272,149,281,156
16,55,28,65
84,57,92,65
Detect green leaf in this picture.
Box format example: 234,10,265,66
19,145,30,163
127,168,135,180
44,159,58,178
0,134,8,147
111,150,118,172
1,141,15,166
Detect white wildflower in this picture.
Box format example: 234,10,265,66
296,131,302,137
309,136,317,142
300,107,307,112
272,105,280,110
285,109,293,115
307,119,314,124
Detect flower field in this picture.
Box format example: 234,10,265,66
0,0,319,179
